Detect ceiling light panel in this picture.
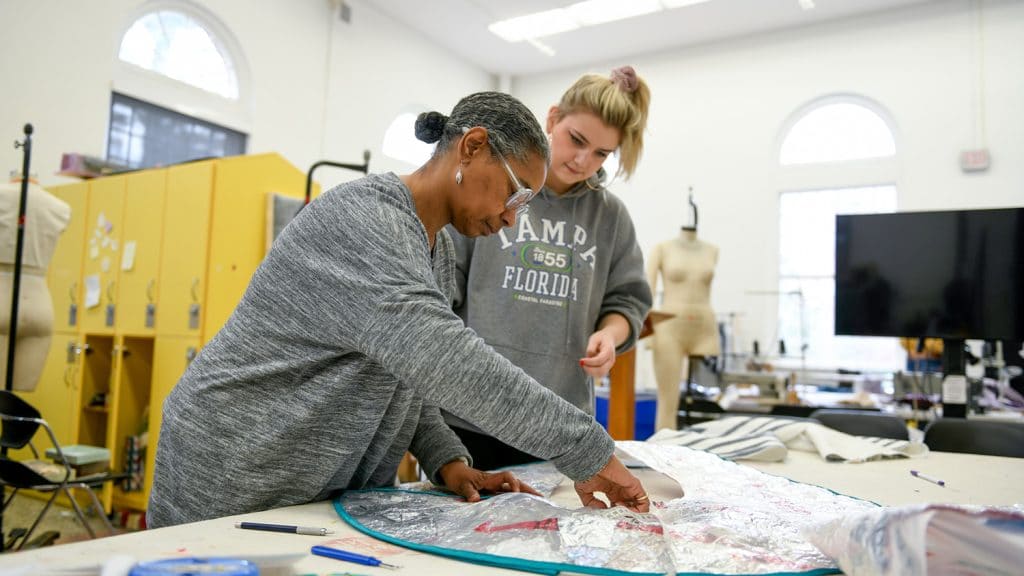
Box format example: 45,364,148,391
488,8,579,42
567,0,663,27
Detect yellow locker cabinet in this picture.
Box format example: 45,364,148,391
26,153,308,512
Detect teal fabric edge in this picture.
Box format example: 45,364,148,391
332,489,843,576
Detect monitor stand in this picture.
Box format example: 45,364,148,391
941,338,968,418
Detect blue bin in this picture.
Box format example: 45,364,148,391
595,390,656,440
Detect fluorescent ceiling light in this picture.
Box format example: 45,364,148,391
488,0,714,48
798,0,816,10
660,0,713,8
567,0,663,27
488,8,578,42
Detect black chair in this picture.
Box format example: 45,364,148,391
810,408,909,441
677,398,724,427
769,404,818,418
923,418,1024,458
0,390,125,549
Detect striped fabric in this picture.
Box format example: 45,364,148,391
647,416,928,462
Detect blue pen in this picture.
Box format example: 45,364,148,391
311,546,402,570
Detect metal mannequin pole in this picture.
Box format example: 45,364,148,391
2,123,34,551
6,124,33,394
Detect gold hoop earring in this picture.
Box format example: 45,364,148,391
584,178,600,191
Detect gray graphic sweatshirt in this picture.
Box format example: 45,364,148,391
148,173,614,526
446,181,652,435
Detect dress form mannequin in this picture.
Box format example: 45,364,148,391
646,211,719,431
0,179,71,391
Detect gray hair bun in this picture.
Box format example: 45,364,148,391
415,111,448,144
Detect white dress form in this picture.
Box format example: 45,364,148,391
646,229,720,430
0,181,71,391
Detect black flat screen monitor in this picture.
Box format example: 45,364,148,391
835,207,1024,340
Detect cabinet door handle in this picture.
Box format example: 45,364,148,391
146,279,156,303
106,280,116,303
68,341,83,389
69,282,78,303
190,277,201,302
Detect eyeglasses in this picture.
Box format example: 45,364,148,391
498,156,536,216
460,126,537,216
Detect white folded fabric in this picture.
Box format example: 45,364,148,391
647,415,928,462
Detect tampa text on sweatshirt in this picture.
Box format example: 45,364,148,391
445,180,652,435
147,172,614,526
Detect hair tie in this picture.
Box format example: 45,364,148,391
610,66,638,94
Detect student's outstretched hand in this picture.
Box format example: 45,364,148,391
580,329,617,378
574,454,651,513
439,458,542,503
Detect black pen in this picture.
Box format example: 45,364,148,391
234,521,334,536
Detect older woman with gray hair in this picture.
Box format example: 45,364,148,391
149,91,649,527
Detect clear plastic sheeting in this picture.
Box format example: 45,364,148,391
343,491,675,573
498,461,569,497
806,503,1024,576
624,442,876,573
340,444,879,575
397,461,567,498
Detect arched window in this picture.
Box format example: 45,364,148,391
780,101,896,165
118,9,239,99
776,95,902,372
110,2,249,169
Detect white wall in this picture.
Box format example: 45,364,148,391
320,0,496,187
512,0,1024,379
0,0,494,190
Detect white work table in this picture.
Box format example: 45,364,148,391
2,450,1021,575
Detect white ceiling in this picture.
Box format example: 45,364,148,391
365,0,937,77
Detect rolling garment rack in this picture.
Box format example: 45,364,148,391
304,150,372,207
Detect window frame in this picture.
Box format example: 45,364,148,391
111,1,252,137
776,185,903,373
775,94,904,374
107,91,248,170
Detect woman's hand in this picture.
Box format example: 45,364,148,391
580,329,617,378
438,459,542,502
573,454,651,513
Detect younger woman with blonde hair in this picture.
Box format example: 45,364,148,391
447,67,653,469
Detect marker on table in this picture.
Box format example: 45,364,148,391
311,545,401,570
910,470,945,487
234,521,334,536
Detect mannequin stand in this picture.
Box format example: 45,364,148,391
681,356,697,427
5,124,33,394
677,355,724,428
2,123,34,552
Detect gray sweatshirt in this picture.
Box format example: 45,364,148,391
147,173,614,527
446,181,651,433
